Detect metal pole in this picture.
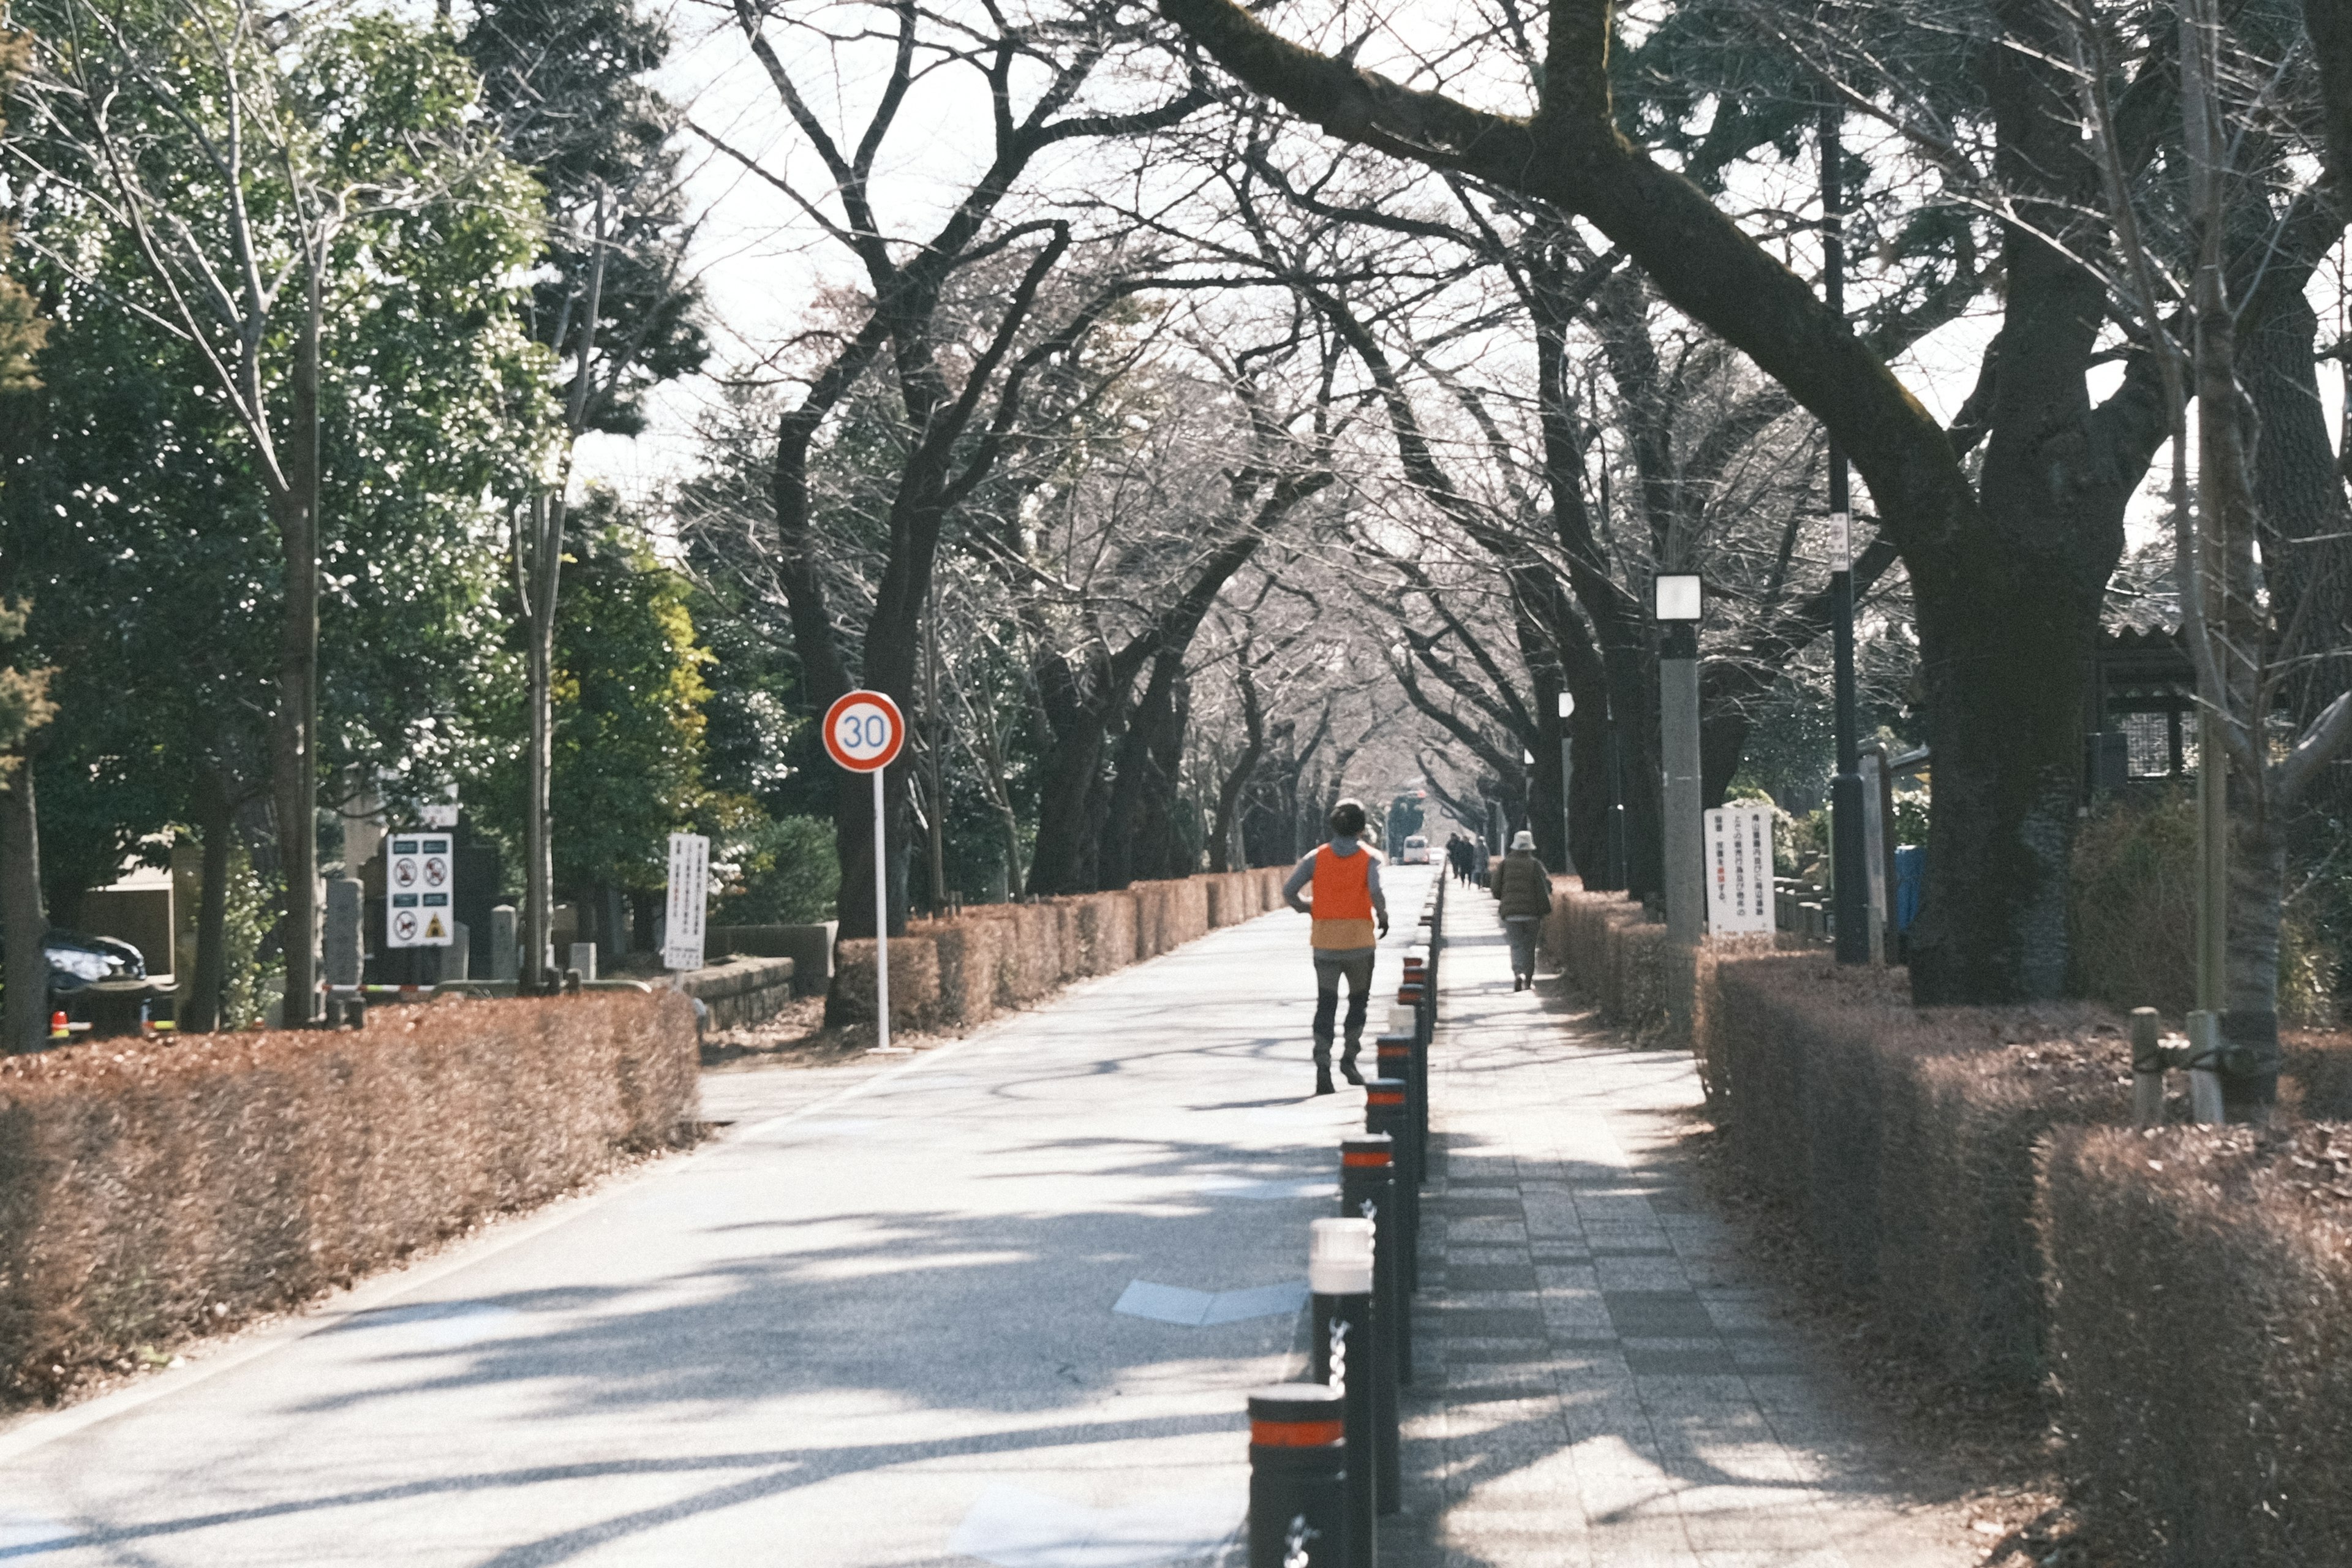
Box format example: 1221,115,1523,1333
1661,626,1703,946
1823,101,1869,967
925,578,948,914
873,766,893,1055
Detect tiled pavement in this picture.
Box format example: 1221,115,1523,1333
1385,888,1978,1568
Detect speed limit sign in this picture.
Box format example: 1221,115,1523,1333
821,687,911,1058
823,690,905,772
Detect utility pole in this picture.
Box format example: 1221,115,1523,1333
1823,103,1869,966
1657,576,1705,944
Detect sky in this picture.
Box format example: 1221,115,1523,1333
566,0,2351,568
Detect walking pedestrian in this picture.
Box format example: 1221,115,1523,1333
1283,798,1391,1096
1494,829,1553,990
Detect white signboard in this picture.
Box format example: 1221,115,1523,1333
386,833,455,948
663,832,710,971
1703,804,1774,936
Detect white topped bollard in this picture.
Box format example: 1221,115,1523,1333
1308,1218,1378,1568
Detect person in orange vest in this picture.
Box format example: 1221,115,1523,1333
1283,797,1391,1095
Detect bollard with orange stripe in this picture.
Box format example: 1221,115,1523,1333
1362,1082,1415,1381
1246,1383,1348,1568
1307,1219,1377,1568
1338,1134,1403,1511
1368,1048,1420,1292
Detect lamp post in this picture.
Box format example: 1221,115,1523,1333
1822,102,1868,966
1557,692,1576,876
1656,574,1704,946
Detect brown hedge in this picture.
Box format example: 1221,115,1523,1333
1702,956,2127,1389
1540,886,1677,1042
833,868,1290,1026
0,989,697,1400
2036,1123,2352,1565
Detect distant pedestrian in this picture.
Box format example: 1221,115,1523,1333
1283,798,1390,1095
1494,829,1553,990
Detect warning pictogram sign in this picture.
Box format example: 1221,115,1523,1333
386,833,455,948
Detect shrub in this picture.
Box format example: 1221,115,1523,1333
0,990,696,1399
1702,956,2125,1388
831,936,943,1027
2036,1123,2352,1565
1543,886,1675,1043
2068,791,2198,1019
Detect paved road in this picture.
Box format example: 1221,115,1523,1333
0,865,1978,1567
0,873,1435,1566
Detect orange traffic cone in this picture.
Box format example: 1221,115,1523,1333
48,1010,69,1040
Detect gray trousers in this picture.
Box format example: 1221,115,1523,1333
1311,950,1375,1064
1505,916,1540,979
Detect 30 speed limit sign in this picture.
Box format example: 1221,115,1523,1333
823,689,905,772
823,688,911,1057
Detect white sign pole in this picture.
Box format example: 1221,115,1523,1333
872,766,891,1055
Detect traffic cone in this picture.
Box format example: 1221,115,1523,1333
49,1011,69,1041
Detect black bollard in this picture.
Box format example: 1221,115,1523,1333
1371,1041,1420,1294
1340,1134,1404,1511
1247,1383,1348,1568
1308,1218,1378,1568
1363,1082,1415,1376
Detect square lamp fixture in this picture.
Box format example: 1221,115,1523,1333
1655,573,1703,622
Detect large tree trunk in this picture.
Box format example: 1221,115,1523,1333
1904,568,2096,1000
524,548,556,986
181,769,235,1034
1,761,47,1052
2245,285,2352,822
270,262,325,1027
1101,648,1192,886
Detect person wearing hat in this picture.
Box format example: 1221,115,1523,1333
1494,829,1554,990
1283,797,1391,1095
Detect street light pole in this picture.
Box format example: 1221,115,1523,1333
1823,102,1869,966
1656,575,1705,947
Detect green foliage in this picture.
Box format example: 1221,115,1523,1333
213,832,281,1030
4,3,552,897
715,815,839,925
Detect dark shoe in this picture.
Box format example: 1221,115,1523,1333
1314,1065,1336,1096
1340,1053,1364,1087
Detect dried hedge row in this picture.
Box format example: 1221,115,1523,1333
2037,1124,2352,1566
834,867,1288,1028
0,989,698,1398
1539,887,1676,1041
1703,956,2127,1389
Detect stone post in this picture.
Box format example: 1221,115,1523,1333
490,905,519,984
569,941,598,982
324,878,364,990
438,922,471,984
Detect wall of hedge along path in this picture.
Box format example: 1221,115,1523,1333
0,989,697,1404
1542,883,2352,1565
831,867,1291,1029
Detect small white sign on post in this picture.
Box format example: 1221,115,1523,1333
663,832,710,971
386,834,456,948
1703,803,1774,937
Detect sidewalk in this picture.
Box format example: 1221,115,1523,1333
1390,884,1979,1567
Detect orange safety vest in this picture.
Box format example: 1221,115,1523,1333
1310,845,1378,951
